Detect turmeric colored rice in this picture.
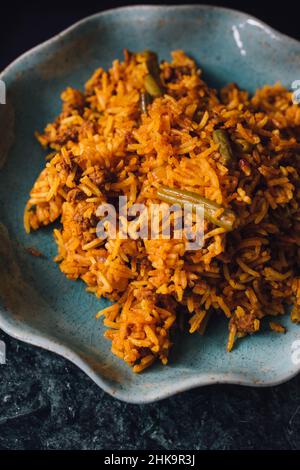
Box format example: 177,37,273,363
24,50,300,372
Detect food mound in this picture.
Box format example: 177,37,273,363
25,50,300,372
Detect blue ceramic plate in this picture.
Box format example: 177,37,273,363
1,5,300,403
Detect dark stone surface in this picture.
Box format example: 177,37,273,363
1,329,300,450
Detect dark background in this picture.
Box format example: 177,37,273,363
1,0,300,451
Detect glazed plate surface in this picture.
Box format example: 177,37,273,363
1,5,300,403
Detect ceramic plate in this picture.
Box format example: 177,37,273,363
1,5,300,403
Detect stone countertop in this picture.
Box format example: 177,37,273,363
0,329,299,450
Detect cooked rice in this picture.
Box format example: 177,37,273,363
24,50,300,371
269,321,286,333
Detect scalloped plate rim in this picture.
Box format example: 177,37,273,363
1,312,300,404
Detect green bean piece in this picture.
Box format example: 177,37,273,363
140,92,152,114
140,50,165,97
213,129,234,166
143,50,161,77
144,74,164,97
156,186,236,232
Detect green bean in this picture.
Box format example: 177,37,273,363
140,50,165,97
140,91,152,114
143,50,161,77
144,74,164,97
156,186,236,232
213,129,234,166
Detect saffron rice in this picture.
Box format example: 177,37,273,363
24,50,300,371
